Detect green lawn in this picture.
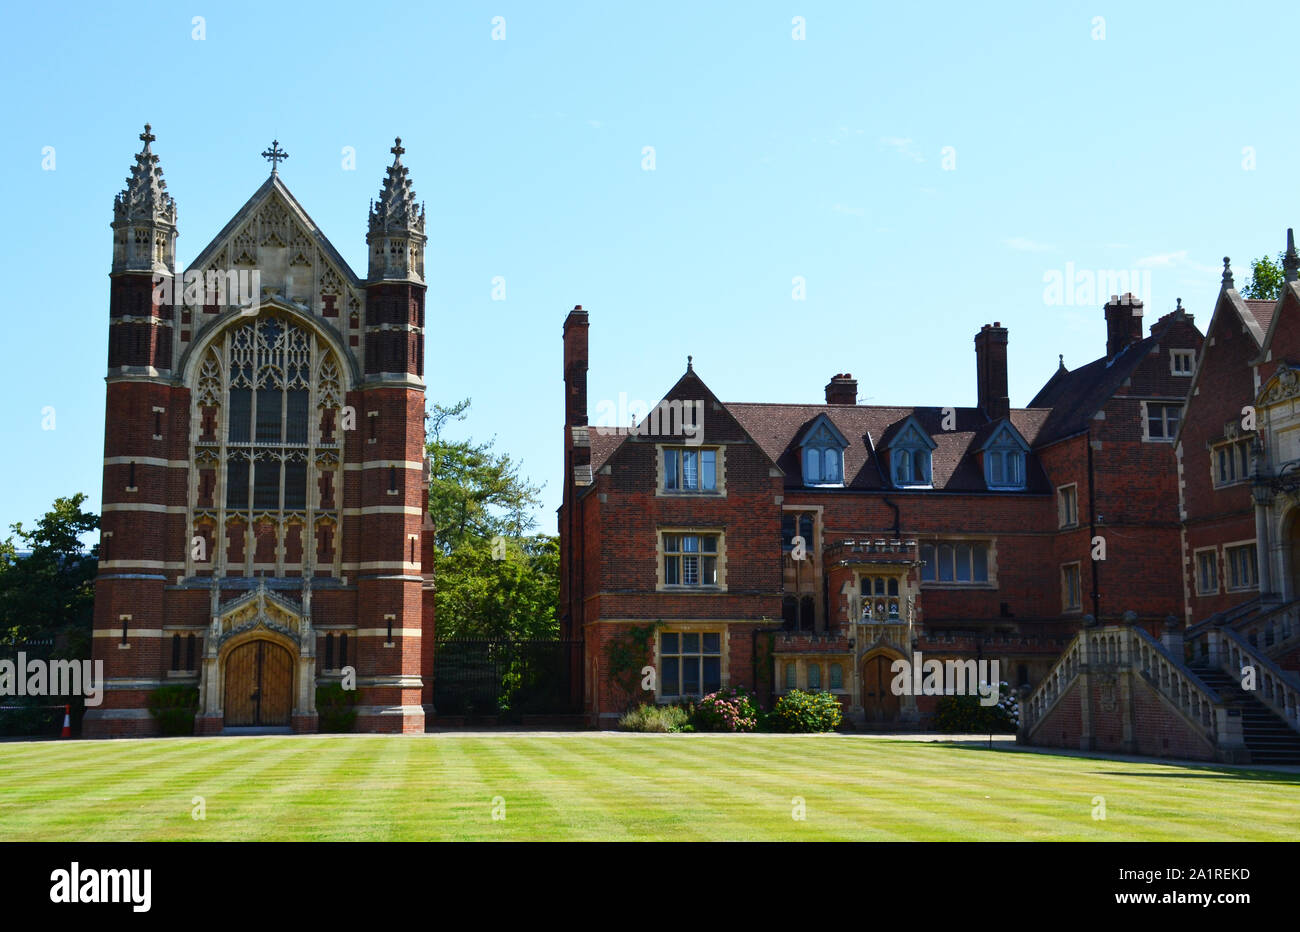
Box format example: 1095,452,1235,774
0,733,1295,841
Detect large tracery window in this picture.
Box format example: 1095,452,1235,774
191,314,344,577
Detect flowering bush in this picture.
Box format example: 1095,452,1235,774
769,689,842,733
694,686,759,732
930,681,1019,733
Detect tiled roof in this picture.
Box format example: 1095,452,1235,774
725,402,1051,492
1244,298,1276,336
1025,310,1189,447
588,429,624,471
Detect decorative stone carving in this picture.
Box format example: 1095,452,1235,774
1261,367,1300,406
232,229,257,265
196,351,222,406
215,583,308,647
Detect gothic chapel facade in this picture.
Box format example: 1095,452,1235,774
85,127,436,736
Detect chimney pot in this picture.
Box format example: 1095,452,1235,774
825,373,858,405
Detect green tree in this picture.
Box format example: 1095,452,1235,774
434,534,559,640
0,494,99,655
426,398,544,554
1243,253,1285,300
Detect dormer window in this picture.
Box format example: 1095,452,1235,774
987,450,1021,486
803,446,842,484
798,415,849,487
889,418,935,488
982,422,1030,491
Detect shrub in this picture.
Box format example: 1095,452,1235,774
694,686,759,732
146,685,199,737
316,683,358,733
618,703,691,733
930,681,1019,733
769,689,843,733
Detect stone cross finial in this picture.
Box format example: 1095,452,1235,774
261,139,289,173
139,123,156,148
391,137,405,160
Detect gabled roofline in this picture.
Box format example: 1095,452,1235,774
795,412,851,449
1173,284,1262,446
885,413,937,451
185,174,364,288
980,419,1031,453
1251,280,1300,366
592,368,786,478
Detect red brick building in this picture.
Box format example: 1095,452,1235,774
1147,241,1300,761
1023,246,1300,765
85,127,435,737
560,297,1203,728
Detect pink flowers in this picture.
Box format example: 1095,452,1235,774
695,687,759,732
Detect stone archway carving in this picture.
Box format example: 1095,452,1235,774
197,582,316,729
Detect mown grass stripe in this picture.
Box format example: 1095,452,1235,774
0,734,1296,841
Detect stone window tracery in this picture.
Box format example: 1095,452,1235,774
189,314,344,577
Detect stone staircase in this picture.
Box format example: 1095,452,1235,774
1188,663,1300,765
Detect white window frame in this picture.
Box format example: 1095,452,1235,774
803,444,844,486
1058,483,1079,528
657,629,723,699
1211,439,1253,488
1062,561,1082,612
892,446,932,488
1170,349,1195,376
985,447,1025,490
1194,547,1219,596
658,528,726,591
660,445,721,495
1224,541,1259,592
1142,401,1182,442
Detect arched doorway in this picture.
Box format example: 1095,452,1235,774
861,652,902,723
224,639,294,726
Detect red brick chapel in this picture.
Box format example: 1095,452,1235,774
85,126,435,736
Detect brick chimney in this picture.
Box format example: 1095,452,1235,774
825,373,857,405
1104,294,1144,358
563,305,589,427
974,323,1009,421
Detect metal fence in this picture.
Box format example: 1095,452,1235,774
0,640,67,737
433,639,582,718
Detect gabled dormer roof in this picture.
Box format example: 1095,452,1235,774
977,419,1030,453
795,413,849,449
725,403,1050,493
880,414,937,451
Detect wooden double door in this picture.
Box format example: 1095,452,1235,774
861,654,901,723
224,640,294,726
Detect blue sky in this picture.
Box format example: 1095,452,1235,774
1,0,1296,542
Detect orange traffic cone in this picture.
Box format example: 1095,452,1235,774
61,704,71,738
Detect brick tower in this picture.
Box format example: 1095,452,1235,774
84,128,434,736
355,137,430,733
88,123,182,735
